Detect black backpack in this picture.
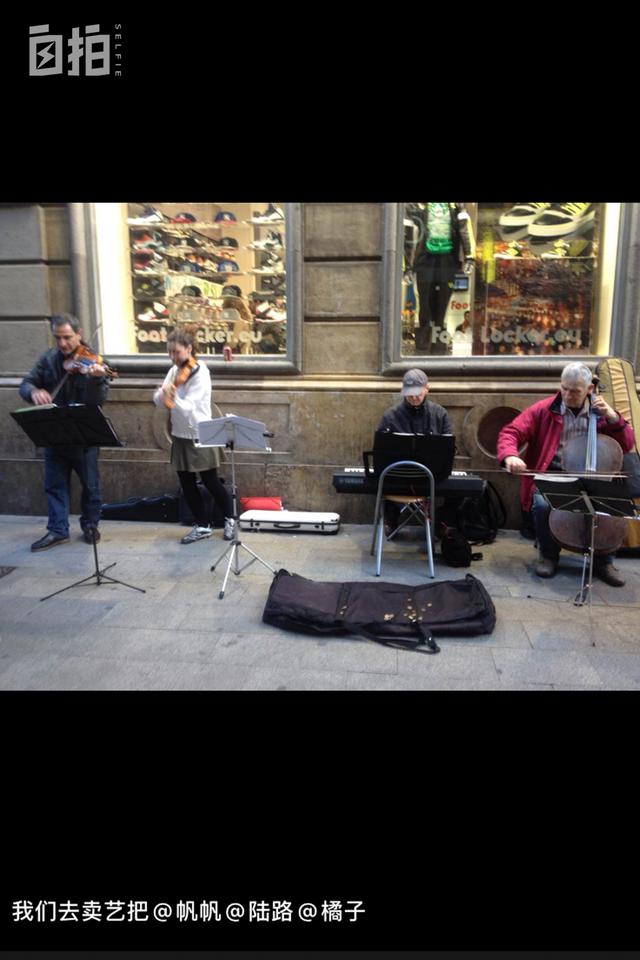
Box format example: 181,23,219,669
456,480,506,545
440,524,483,567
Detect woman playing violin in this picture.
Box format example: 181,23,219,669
19,313,111,551
497,361,635,586
153,326,234,544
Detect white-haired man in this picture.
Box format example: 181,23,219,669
497,361,635,586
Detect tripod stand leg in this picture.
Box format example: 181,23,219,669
574,516,596,607
40,533,147,601
218,543,238,599
40,564,116,601
210,540,235,572
236,541,277,574
574,551,592,606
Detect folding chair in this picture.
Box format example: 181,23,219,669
370,459,435,578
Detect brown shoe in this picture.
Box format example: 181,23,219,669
83,527,101,544
594,562,625,587
535,556,558,578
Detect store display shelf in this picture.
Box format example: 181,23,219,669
133,269,247,280
245,219,286,228
494,254,598,262
128,220,245,231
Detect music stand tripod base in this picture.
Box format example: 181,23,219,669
210,533,276,600
40,530,146,601
198,414,277,600
535,474,637,609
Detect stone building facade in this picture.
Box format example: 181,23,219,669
1,202,639,529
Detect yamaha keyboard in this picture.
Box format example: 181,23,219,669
332,468,485,498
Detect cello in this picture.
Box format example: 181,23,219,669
547,384,629,602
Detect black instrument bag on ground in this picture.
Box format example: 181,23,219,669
262,569,496,654
101,493,179,522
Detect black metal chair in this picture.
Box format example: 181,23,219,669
369,459,435,578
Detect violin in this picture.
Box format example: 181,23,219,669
62,343,118,379
49,342,118,403
162,355,198,409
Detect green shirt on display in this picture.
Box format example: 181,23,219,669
425,202,454,254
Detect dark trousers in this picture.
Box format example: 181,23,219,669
414,253,457,354
177,469,232,528
44,445,101,537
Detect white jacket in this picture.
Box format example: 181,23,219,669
153,362,213,440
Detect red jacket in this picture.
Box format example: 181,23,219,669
496,392,635,511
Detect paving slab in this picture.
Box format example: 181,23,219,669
491,648,604,688
1,514,639,690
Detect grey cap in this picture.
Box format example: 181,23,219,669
401,368,428,396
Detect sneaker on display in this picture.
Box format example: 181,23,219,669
249,261,283,275
539,239,571,259
499,202,550,227
127,206,169,225
133,232,163,249
528,203,596,238
247,238,280,251
223,518,236,541
137,309,157,322
248,231,284,250
494,241,524,259
134,277,166,297
180,525,213,544
251,203,285,224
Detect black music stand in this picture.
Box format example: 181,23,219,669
197,414,277,600
363,432,455,538
535,474,638,606
11,403,146,601
10,403,122,448
369,431,455,483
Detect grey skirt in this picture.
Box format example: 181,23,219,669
170,436,220,472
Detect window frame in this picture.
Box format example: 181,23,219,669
69,201,303,375
380,202,627,379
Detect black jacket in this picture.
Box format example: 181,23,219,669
19,346,109,407
377,398,452,436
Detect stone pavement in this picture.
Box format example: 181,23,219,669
1,514,639,690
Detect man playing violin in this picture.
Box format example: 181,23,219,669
19,313,110,551
497,361,635,586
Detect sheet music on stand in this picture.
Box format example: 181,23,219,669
368,431,455,483
10,403,123,448
197,414,271,452
534,474,638,519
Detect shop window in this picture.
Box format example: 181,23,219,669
85,202,301,368
384,203,621,366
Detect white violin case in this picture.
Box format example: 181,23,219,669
238,510,340,535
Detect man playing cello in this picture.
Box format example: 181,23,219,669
497,361,635,585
